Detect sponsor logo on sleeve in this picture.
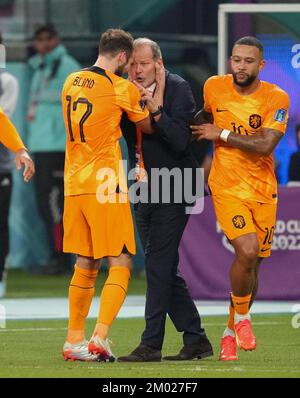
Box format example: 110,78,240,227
274,108,287,123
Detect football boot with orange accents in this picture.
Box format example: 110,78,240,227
235,319,256,351
63,340,100,362
219,335,238,361
88,334,115,362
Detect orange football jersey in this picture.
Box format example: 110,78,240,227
0,107,25,152
204,74,290,203
62,66,149,196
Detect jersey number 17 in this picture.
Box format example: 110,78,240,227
65,96,93,142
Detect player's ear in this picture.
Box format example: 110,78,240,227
259,59,266,72
118,51,126,64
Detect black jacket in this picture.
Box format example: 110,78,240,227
288,152,300,182
122,71,201,204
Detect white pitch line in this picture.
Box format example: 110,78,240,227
0,297,297,320
203,322,285,326
2,365,300,374
191,367,300,374
0,327,67,333
0,321,285,333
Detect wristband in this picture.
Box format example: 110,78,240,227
150,106,163,117
220,129,231,142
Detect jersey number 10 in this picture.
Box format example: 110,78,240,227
65,96,93,142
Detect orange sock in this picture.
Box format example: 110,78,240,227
227,301,235,331
67,265,98,343
96,266,130,339
231,293,252,315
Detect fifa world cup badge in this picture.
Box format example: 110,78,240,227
274,109,287,123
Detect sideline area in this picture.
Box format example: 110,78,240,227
0,296,298,320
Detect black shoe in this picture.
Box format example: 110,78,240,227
163,336,213,361
118,345,162,362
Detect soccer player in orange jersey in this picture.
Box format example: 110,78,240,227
61,29,156,362
0,108,35,181
191,36,290,361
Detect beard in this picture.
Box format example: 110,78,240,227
232,72,257,87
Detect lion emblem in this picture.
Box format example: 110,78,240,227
249,114,262,129
232,215,246,229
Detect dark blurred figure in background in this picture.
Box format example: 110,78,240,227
27,25,80,274
288,124,300,183
0,32,19,296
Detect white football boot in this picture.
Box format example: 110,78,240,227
63,340,101,362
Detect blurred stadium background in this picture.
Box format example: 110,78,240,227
1,0,299,272
0,0,300,378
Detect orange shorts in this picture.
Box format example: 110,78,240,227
63,194,136,259
212,194,277,258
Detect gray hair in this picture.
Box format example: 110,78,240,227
133,38,162,60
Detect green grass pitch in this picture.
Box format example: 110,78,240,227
0,314,299,378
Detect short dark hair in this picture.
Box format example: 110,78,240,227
234,36,264,57
34,24,58,39
99,28,133,59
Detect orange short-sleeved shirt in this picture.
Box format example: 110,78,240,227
204,74,290,203
62,66,149,196
0,107,25,152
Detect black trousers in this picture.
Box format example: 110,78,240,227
0,173,12,281
34,152,65,259
135,202,205,350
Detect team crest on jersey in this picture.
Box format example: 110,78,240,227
274,108,287,123
232,215,246,229
249,114,262,129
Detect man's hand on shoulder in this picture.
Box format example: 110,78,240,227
193,109,214,125
190,123,222,141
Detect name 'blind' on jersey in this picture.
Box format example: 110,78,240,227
204,74,290,203
62,66,149,196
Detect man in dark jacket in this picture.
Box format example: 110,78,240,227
118,38,213,362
